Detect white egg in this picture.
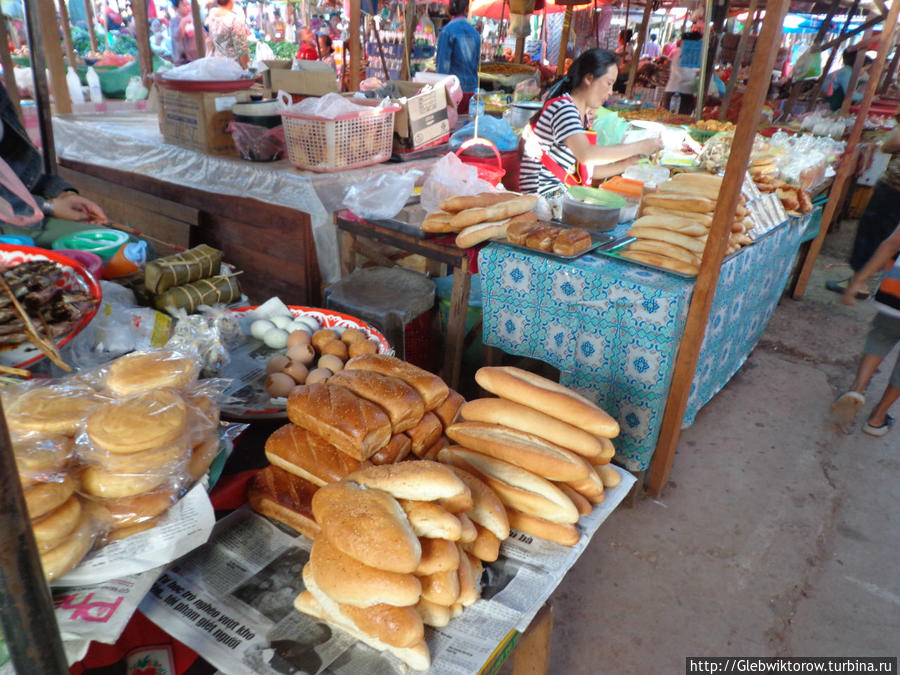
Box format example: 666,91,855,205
290,320,313,334
263,328,289,349
331,325,346,336
295,316,320,331
250,319,275,340
271,315,294,330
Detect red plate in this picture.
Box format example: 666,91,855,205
0,244,102,369
154,74,258,93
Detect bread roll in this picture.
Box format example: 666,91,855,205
642,206,713,226
398,499,462,540
446,422,589,482
349,340,378,358
553,229,592,256
31,496,82,553
312,482,420,573
449,194,538,229
506,508,579,546
327,370,425,434
474,367,619,438
101,489,177,528
630,214,709,237
311,329,339,351
459,398,605,459
13,432,72,483
437,490,474,514
422,436,449,461
415,537,460,575
39,510,94,581
641,193,716,213
589,438,616,466
415,597,451,627
294,592,431,672
454,218,511,249
620,250,700,276
597,463,622,488
626,226,707,255
247,465,321,540
81,465,171,499
345,460,468,502
444,465,509,541
556,483,592,516
457,512,477,544
287,384,391,461
506,219,541,245
341,328,368,346
433,390,464,430
461,523,501,562
81,440,188,474
566,466,605,504
308,536,421,607
7,386,105,435
627,239,700,266
345,354,449,411
188,435,221,482
406,413,442,457
25,476,75,520
438,446,578,524
525,226,560,251
439,192,519,213
265,423,361,486
87,389,188,454
106,350,198,396
418,569,460,606
421,211,457,234
455,544,479,607
369,434,413,465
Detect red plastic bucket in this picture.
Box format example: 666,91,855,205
455,138,506,186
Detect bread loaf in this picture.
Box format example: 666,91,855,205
369,434,412,465
455,545,479,606
642,206,714,226
506,219,542,245
439,192,519,213
454,219,511,249
566,466,605,504
597,463,622,488
31,496,82,553
398,499,462,540
415,598,451,627
433,390,464,430
641,193,716,214
418,569,460,606
474,366,619,438
449,194,538,229
445,465,509,541
626,227,707,255
345,354,449,411
627,239,700,266
457,512,477,544
39,510,94,581
328,370,425,434
422,436,449,461
630,214,709,237
287,384,391,461
311,482,421,573
461,523,501,562
415,537,460,575
552,229,592,256
524,226,560,251
346,461,468,502
506,508,579,546
265,423,361,486
556,483,592,516
620,250,700,276
421,212,458,234
406,413,442,456
248,465,321,540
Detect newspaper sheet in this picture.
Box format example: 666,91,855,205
140,466,636,674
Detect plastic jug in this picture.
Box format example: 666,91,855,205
66,67,85,104
103,240,148,279
86,66,102,102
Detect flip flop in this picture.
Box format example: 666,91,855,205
863,414,894,437
830,391,866,422
825,279,870,300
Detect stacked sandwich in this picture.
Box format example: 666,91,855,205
5,348,220,579
250,354,465,537
421,192,539,249
295,461,507,671
623,173,753,275
439,367,621,547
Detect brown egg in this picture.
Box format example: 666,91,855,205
266,354,291,374
341,327,368,345
265,372,296,398
305,367,333,384
317,354,344,373
286,343,316,365
284,361,309,384
321,340,349,360
349,340,378,358
311,329,339,352
287,330,312,348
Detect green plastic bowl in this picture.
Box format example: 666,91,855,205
567,185,627,208
51,228,130,262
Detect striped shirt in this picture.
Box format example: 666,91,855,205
519,94,586,196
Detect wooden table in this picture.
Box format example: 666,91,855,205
335,212,474,390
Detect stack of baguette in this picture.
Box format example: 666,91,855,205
622,173,753,275
421,192,539,249
250,354,466,537
295,461,507,671
439,367,621,547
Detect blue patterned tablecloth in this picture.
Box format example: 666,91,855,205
479,215,808,472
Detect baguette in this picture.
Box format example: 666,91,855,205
418,568,460,607
346,460,469,502
555,483,592,516
506,508,579,546
445,465,510,541
627,239,700,266
398,499,462,540
416,598,451,627
626,226,707,255
327,370,426,434
619,250,700,276
449,194,538,229
445,422,589,482
455,544,479,606
406,413,442,457
642,206,714,226
474,366,619,438
589,437,616,465
433,390,464,430
461,522,501,562
566,466,605,504
370,434,413,465
656,181,720,202
345,354,449,411
265,423,362,486
457,512,477,543
641,193,716,214
421,212,459,234
247,465,321,540
422,436,448,461
630,214,709,237
415,537,460,575
459,398,605,459
454,218,511,249
597,463,622,488
439,192,519,213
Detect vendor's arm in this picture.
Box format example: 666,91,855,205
843,223,900,305
565,133,663,168
881,125,900,154
44,191,107,223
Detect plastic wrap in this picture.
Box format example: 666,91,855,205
161,56,245,81
278,91,389,118
166,306,241,377
12,431,75,487
420,152,497,214
227,120,285,162
344,169,423,221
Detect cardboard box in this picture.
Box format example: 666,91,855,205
157,88,249,155
269,64,339,97
390,81,450,152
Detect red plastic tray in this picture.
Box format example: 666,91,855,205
155,74,257,93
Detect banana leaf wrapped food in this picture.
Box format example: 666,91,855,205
153,275,241,314
144,245,224,294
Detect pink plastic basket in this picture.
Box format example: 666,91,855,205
280,102,401,172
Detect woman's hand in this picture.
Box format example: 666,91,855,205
638,137,664,155
50,192,107,223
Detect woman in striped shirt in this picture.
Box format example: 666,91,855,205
520,49,662,197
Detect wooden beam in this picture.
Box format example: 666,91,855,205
815,13,884,52
697,0,727,121
191,0,205,58
556,5,572,76
131,0,153,80
349,0,360,91
514,36,525,64
647,0,791,498
84,0,98,52
791,0,900,300
58,0,78,68
401,0,415,80
625,0,653,99
839,26,872,116
0,18,21,116
878,34,900,93
36,0,71,113
719,0,759,122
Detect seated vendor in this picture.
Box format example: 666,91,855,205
519,48,662,197
0,82,106,244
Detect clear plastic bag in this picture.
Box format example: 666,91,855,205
449,115,519,152
227,121,285,162
124,76,148,101
344,169,424,220
278,91,388,118
420,152,497,214
161,56,245,81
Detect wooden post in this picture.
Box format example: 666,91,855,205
401,0,415,80
191,0,204,58
84,0,98,52
556,5,572,76
369,16,390,80
791,0,900,300
36,0,71,113
646,0,790,498
0,19,21,115
58,0,78,68
694,0,714,121
840,30,871,117
719,0,758,122
625,0,653,99
349,0,360,91
699,0,729,116
514,35,525,64
131,0,153,80
878,33,900,93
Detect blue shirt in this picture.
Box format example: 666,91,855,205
436,17,481,92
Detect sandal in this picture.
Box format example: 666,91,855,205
825,278,870,300
863,414,895,437
830,391,866,422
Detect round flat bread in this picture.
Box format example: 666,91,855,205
106,350,198,396
25,475,75,520
7,385,105,435
32,496,82,553
87,389,187,454
39,511,94,581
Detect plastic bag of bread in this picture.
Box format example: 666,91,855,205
102,348,200,396
3,381,110,437
12,431,75,488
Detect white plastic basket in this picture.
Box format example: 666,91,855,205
280,101,401,173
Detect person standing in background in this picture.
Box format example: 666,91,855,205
296,28,319,60
318,34,335,70
662,33,700,114
270,7,285,41
170,0,198,65
436,0,481,112
207,0,251,69
643,33,660,59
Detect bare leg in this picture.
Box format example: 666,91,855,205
851,353,883,394
867,385,900,427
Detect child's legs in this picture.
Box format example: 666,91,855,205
867,354,900,425
854,313,900,393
